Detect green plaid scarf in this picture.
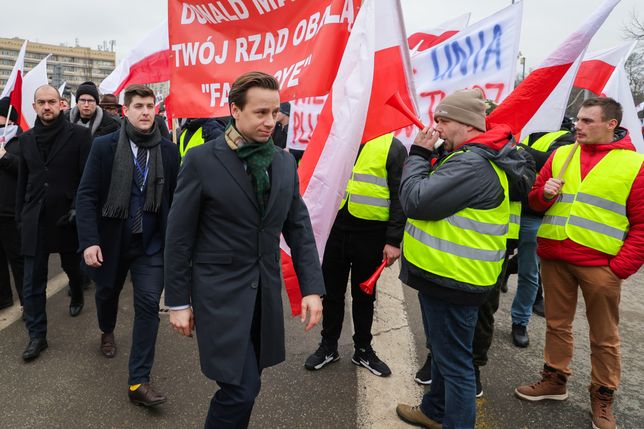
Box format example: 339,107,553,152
225,123,276,215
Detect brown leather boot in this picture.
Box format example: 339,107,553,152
515,364,568,401
589,384,616,429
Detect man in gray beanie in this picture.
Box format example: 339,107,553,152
66,81,120,137
395,89,534,429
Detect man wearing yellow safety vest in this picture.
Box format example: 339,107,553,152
515,97,644,429
395,89,533,429
304,132,407,377
508,120,575,348
178,117,230,158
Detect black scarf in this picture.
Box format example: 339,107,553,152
102,118,164,219
33,114,66,162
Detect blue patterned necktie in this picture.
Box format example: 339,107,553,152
131,147,148,233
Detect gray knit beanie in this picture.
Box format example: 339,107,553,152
434,89,486,132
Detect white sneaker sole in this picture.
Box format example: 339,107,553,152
351,357,390,377
306,355,339,370
514,388,568,401
414,377,432,385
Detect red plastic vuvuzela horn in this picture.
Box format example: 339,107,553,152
386,91,426,130
359,260,388,295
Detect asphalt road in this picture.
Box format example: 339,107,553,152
0,260,642,429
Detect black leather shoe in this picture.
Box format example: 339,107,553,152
532,300,545,318
512,324,529,348
69,297,84,317
128,383,167,407
22,338,48,361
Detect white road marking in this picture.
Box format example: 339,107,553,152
356,266,423,428
0,272,69,331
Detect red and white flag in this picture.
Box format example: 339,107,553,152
575,41,643,151
407,12,470,56
1,40,27,131
21,55,51,130
488,0,621,138
281,0,417,315
99,20,170,95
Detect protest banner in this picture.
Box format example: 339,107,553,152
397,2,522,146
168,0,360,117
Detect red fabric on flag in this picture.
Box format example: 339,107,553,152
573,59,615,95
407,31,458,53
114,50,171,95
487,63,570,136
9,71,22,124
280,0,415,316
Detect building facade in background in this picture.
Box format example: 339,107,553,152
0,37,115,97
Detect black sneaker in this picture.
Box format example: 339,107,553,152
532,300,545,318
512,323,530,348
414,353,432,385
352,347,391,377
475,366,483,398
304,344,339,371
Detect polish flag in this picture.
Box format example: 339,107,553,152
20,55,51,130
407,13,470,56
487,0,621,138
575,42,643,152
1,40,27,132
99,20,170,95
280,0,417,315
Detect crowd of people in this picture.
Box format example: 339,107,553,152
0,71,642,429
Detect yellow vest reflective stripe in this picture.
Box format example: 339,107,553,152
537,145,643,255
521,130,568,152
339,133,392,221
179,127,205,158
508,201,521,240
403,151,510,287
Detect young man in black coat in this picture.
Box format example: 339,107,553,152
76,84,180,407
16,85,91,361
165,72,324,428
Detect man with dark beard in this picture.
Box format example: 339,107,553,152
17,85,91,361
76,84,180,406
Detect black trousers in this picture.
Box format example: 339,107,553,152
321,226,385,351
23,220,83,339
0,216,23,305
205,286,263,429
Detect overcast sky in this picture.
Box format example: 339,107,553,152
3,0,641,71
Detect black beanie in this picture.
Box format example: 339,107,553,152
0,97,18,122
76,81,100,104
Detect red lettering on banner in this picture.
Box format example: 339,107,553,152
169,0,359,117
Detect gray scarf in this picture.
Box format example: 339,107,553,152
70,105,104,136
102,118,164,219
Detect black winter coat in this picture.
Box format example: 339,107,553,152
16,121,91,255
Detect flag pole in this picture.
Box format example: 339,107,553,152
171,116,178,144
1,104,14,150
556,141,580,180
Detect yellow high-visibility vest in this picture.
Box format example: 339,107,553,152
339,133,393,221
521,130,569,152
403,150,510,287
538,145,644,255
179,127,205,158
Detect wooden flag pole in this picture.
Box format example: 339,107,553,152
1,104,14,150
171,116,178,145
555,141,579,180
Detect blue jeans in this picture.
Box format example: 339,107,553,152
511,214,542,326
419,292,478,429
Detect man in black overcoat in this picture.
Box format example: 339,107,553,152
164,72,325,428
16,85,91,361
